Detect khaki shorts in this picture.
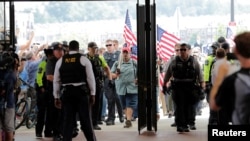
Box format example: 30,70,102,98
0,108,15,132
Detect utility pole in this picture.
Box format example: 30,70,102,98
230,0,234,22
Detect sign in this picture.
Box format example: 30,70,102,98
229,21,236,26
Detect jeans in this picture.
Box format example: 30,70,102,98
101,92,107,117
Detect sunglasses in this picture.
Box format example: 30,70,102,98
175,49,180,52
180,49,187,52
106,44,112,47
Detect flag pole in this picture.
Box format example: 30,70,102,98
116,49,123,80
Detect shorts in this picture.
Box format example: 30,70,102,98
0,108,15,132
119,94,138,110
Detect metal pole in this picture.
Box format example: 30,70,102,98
231,0,234,22
9,1,15,46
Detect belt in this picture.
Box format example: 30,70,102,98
173,79,194,82
62,84,85,89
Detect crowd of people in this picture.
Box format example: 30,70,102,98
162,32,250,133
0,32,139,141
0,30,250,141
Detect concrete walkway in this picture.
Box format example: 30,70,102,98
14,106,209,141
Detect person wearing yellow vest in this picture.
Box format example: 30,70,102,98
35,48,53,138
203,42,219,100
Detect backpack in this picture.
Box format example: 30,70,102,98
0,52,15,111
232,71,250,125
114,59,137,77
0,51,15,71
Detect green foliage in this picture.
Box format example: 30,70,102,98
34,1,137,23
29,0,250,24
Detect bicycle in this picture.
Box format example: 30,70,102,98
15,94,29,130
15,78,37,130
25,103,38,129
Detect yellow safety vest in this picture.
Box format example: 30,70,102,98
203,55,215,82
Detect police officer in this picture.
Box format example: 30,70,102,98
164,43,204,132
46,42,64,141
203,42,219,95
103,39,124,125
86,41,113,130
53,40,96,141
203,42,219,125
35,48,53,138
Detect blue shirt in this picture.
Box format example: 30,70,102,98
19,67,28,90
4,70,17,108
25,59,42,87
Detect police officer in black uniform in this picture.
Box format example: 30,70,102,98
163,43,204,132
46,42,64,141
86,41,113,130
103,39,124,125
53,40,96,141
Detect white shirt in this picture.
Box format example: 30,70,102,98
211,58,241,85
53,51,96,98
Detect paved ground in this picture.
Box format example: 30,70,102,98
14,106,209,141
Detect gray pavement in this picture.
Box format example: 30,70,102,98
14,105,209,141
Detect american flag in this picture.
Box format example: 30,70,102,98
131,45,138,60
226,27,234,40
123,9,137,60
157,25,180,61
156,25,180,89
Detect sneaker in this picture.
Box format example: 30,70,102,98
93,125,102,130
106,120,115,126
36,133,42,138
53,135,63,141
183,126,190,132
119,116,124,123
124,120,132,128
168,113,173,118
171,122,176,127
176,127,184,133
189,124,197,130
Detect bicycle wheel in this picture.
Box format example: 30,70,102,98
26,109,37,129
15,99,29,130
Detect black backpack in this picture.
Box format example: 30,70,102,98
0,52,14,105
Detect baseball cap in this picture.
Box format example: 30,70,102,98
51,42,63,50
122,47,131,53
44,48,53,56
88,42,98,48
